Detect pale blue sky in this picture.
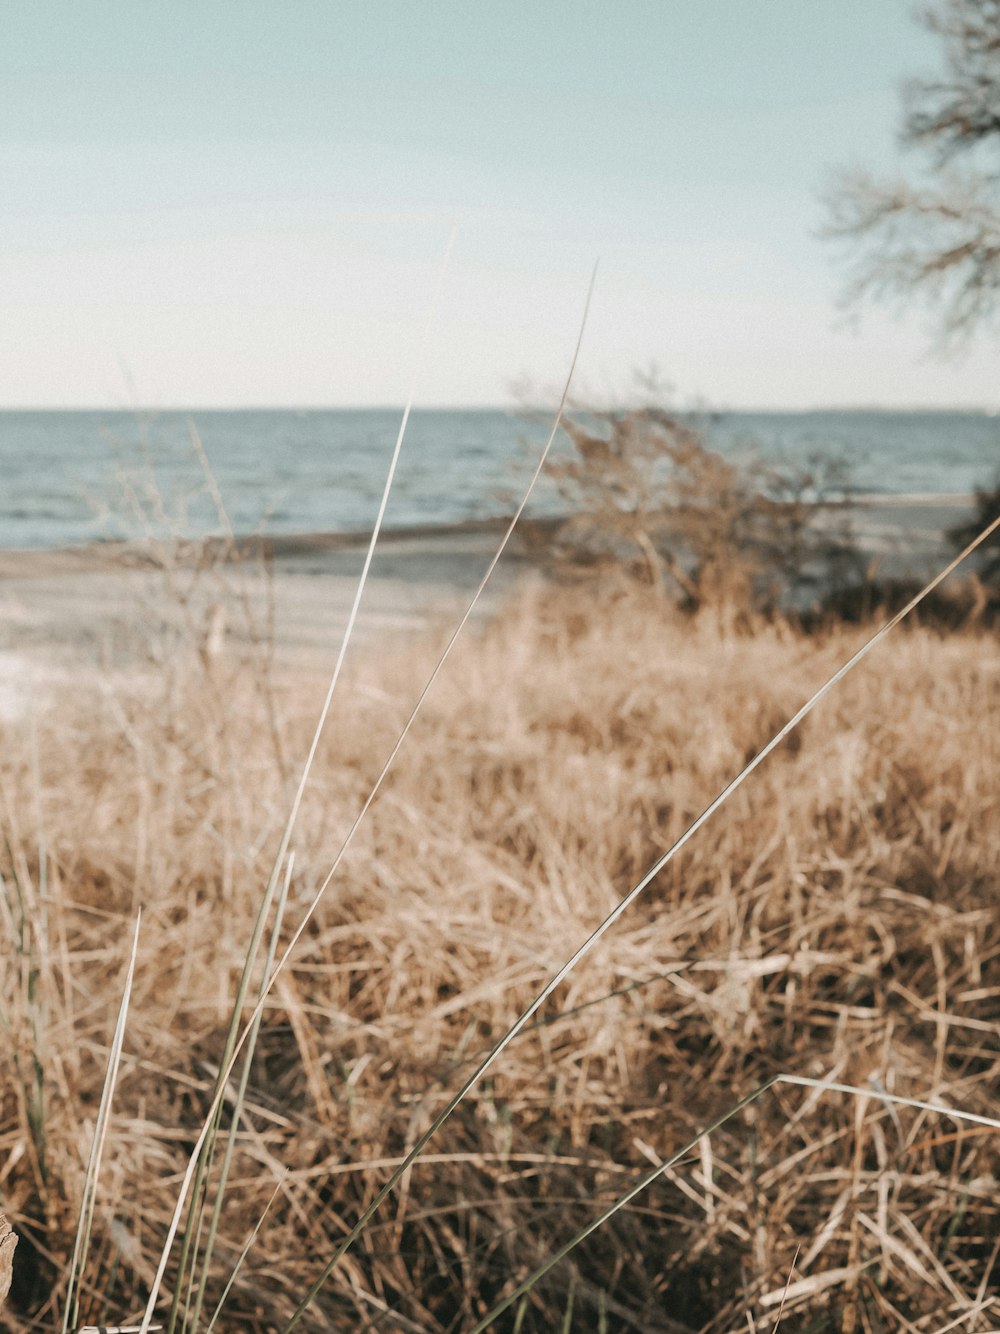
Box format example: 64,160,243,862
3,1,998,408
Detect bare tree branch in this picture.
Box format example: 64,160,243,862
824,0,1000,341
904,0,1000,160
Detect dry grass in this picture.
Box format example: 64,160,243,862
1,577,999,1331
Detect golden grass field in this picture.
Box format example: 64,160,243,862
1,567,999,1331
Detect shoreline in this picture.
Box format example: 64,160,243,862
0,515,525,579
0,495,989,722
0,493,979,576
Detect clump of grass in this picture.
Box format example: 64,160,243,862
2,564,999,1329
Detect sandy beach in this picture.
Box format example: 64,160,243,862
0,496,981,721
0,520,537,719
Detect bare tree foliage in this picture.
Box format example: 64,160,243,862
905,0,1000,155
824,0,1000,340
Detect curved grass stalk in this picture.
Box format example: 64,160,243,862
256,218,461,926
777,1074,1000,1131
279,506,1000,1329
468,1076,1000,1331
203,1175,286,1334
136,257,596,1334
164,853,286,1334
165,222,459,1333
186,854,293,1333
138,224,457,1334
61,912,141,1334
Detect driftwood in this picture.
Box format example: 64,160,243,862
0,1211,16,1306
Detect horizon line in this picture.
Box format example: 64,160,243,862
0,402,994,415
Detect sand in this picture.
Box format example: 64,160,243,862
0,522,533,720
0,499,979,721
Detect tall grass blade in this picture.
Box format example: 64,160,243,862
62,911,141,1334
188,854,293,1333
260,219,460,891
203,1176,286,1334
283,506,1000,1329
278,265,598,1327
139,260,598,1334
137,223,458,1333
776,1075,1000,1131
164,855,284,1334
771,1244,801,1331
469,1077,780,1332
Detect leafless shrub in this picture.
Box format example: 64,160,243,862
545,404,858,619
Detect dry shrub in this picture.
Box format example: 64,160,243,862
546,406,858,618
1,581,998,1331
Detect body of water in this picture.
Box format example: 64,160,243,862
0,407,997,550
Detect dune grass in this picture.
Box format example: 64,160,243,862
1,544,999,1330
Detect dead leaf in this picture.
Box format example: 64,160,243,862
0,1210,18,1306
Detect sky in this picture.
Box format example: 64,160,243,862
3,1,999,410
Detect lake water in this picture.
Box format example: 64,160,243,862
1,407,997,550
